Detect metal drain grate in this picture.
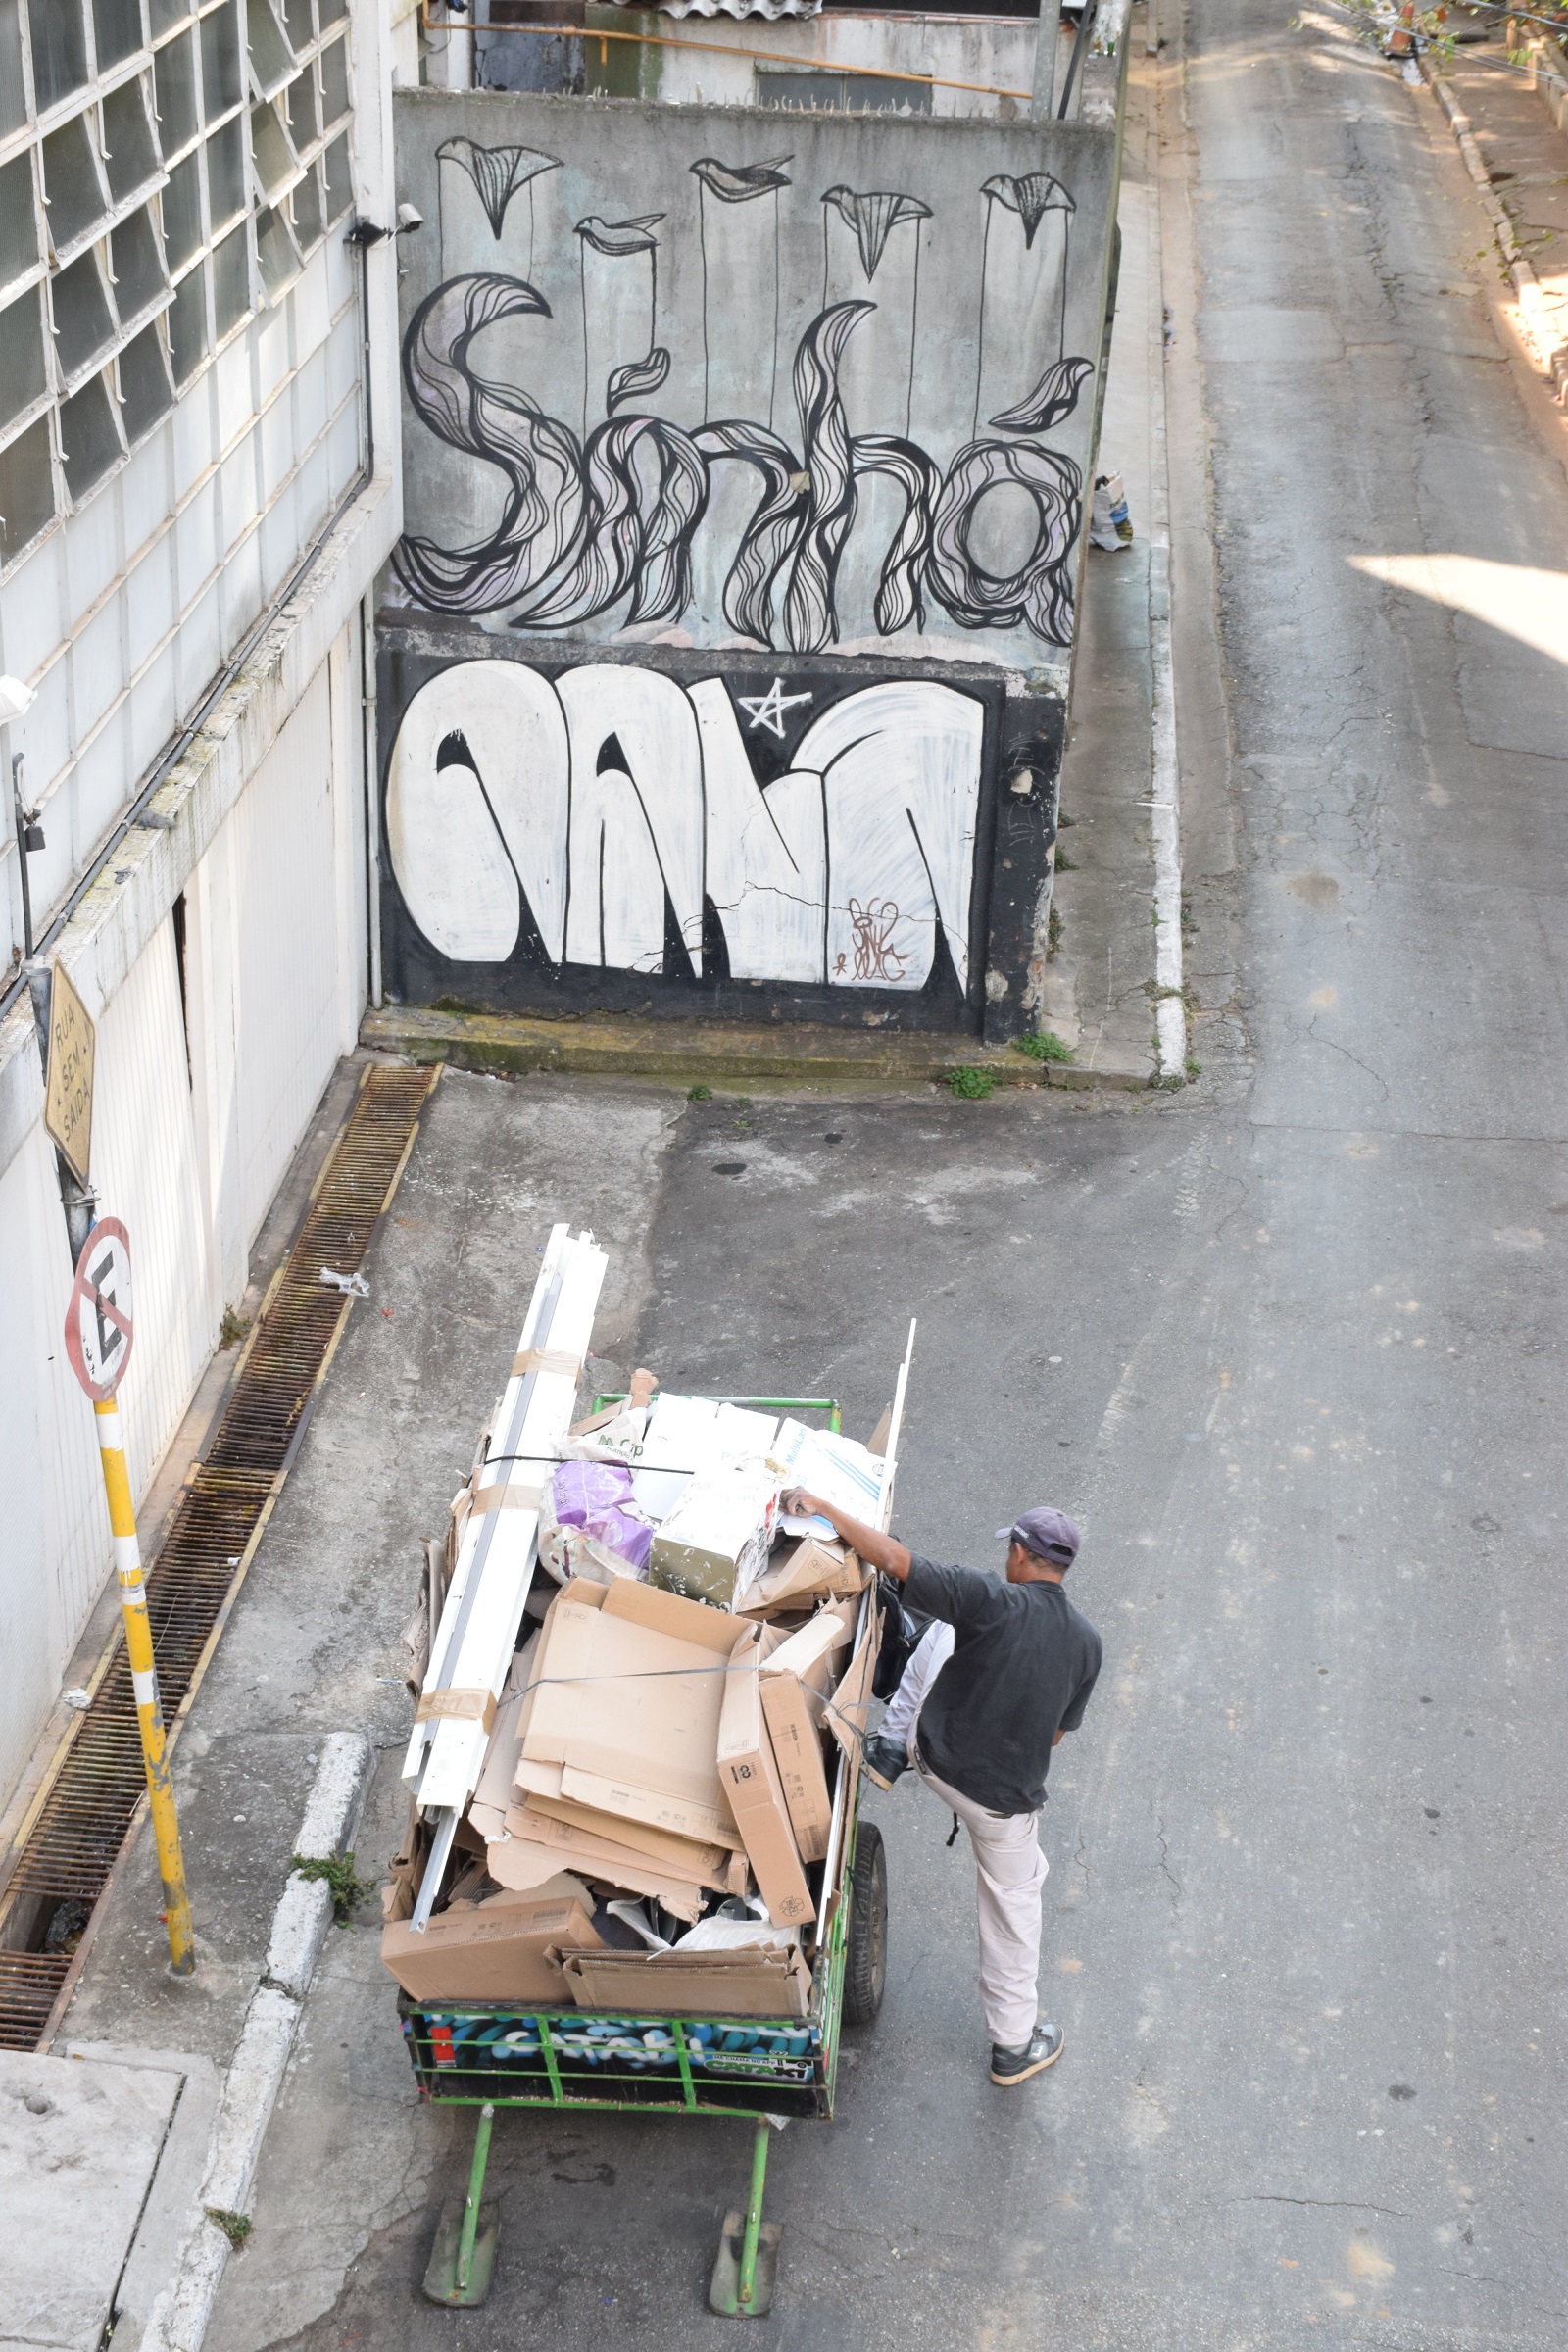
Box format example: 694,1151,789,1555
0,1062,438,2048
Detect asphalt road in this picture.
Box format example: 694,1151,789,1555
204,6,1567,2347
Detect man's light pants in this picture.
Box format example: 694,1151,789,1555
884,1622,1048,2051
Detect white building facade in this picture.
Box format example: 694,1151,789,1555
0,0,410,1807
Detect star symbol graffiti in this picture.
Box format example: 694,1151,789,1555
737,678,813,740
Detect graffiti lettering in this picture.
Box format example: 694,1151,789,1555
386,662,984,993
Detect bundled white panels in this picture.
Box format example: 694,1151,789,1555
404,1224,607,1814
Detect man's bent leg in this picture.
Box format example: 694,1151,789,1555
917,1762,1046,2048
882,1622,956,1760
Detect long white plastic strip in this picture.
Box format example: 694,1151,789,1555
407,1227,607,1818
877,1319,916,1534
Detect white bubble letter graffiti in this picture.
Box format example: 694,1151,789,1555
690,678,826,982
557,665,706,973
795,681,983,992
386,659,569,962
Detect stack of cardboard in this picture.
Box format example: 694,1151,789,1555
381,1281,888,2018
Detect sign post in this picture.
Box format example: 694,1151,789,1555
66,1219,195,1978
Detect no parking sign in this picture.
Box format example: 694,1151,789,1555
65,1217,134,1401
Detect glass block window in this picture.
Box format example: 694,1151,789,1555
0,0,356,567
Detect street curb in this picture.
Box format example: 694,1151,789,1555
139,1733,371,2352
1419,51,1568,404
362,1003,1154,1094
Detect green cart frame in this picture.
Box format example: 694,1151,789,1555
399,1396,890,2319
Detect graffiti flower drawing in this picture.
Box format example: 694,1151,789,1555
979,171,1074,250
976,171,1091,437
692,156,793,423
820,185,932,282
436,138,561,240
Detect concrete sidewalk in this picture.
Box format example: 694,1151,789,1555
1041,33,1180,1087
1431,17,1568,397
43,1067,683,2350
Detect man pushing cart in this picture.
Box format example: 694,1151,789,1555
783,1491,1102,2088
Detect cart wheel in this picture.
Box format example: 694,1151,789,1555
843,1817,888,2026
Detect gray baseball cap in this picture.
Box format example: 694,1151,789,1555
995,1507,1081,1566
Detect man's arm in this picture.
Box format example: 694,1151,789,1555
781,1489,911,1582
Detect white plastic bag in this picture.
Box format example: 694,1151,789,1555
1090,472,1133,551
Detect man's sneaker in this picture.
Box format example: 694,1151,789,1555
862,1734,909,1790
990,2022,1065,2086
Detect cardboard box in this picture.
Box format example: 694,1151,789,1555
488,1815,708,1922
380,1889,600,2003
382,1796,431,1924
758,1672,834,1864
509,1791,734,1887
715,1634,815,1927
649,1462,779,1608
824,1594,878,1775
516,1577,744,1848
763,1598,855,1695
739,1538,868,1621
468,1671,530,1843
752,1599,855,1863
559,1943,812,2021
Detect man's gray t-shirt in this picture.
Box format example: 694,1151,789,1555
904,1555,1102,1814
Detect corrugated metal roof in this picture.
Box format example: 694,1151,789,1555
598,0,823,18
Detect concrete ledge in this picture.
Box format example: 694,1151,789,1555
136,1737,372,2352
363,1003,1153,1091
1421,49,1568,403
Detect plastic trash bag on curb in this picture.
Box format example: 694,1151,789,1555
1090,472,1134,551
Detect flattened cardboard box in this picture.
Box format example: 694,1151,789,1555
381,1890,599,2003
756,1599,858,1862
715,1634,815,1926
758,1673,833,1864
559,1944,812,2021
825,1595,879,1774
515,1576,743,1847
740,1537,869,1621
488,1810,708,1923
508,1790,739,1889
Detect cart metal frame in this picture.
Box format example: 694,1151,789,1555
399,1394,881,2319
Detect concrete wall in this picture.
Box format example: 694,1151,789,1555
381,83,1122,1034
574,9,1043,120
0,581,374,1813
0,0,408,1813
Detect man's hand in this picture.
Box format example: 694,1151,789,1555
780,1488,911,1583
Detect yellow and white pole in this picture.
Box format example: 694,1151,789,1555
93,1396,194,1976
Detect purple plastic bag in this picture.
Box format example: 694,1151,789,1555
549,1460,653,1572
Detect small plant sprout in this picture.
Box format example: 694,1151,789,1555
291,1851,375,1926
1012,1031,1074,1064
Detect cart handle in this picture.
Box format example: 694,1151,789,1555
594,1394,844,1433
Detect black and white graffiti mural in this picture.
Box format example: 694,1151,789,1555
383,98,1113,1030
389,659,982,986
377,634,1064,1032
392,102,1114,663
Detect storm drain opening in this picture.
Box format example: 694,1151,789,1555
0,1062,439,2050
